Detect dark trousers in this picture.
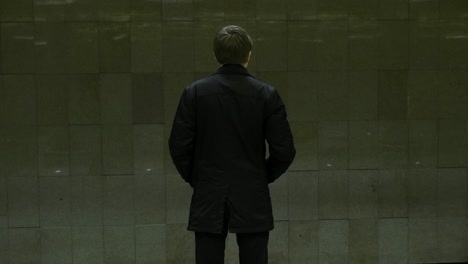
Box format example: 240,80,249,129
195,231,269,264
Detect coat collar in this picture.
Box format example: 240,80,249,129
214,64,255,78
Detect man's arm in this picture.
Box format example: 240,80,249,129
265,89,296,183
169,86,196,186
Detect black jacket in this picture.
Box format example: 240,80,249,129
169,64,296,234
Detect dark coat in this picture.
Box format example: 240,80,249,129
169,64,296,234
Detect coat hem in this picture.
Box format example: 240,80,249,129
187,224,274,234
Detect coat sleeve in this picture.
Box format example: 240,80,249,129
169,86,196,186
264,89,296,183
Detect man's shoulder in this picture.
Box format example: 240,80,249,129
192,75,216,86
185,72,277,98
212,73,276,91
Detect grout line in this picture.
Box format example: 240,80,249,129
100,125,105,261
435,167,440,261
131,128,136,262
285,11,290,263
31,1,43,255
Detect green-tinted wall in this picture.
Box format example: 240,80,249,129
1,0,468,263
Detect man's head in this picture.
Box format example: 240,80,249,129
213,25,253,67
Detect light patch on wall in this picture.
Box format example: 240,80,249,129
13,35,34,40
113,34,128,41
445,35,468,39
349,35,373,39
35,0,76,5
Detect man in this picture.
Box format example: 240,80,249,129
169,25,296,264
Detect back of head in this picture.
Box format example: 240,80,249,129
213,25,253,65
